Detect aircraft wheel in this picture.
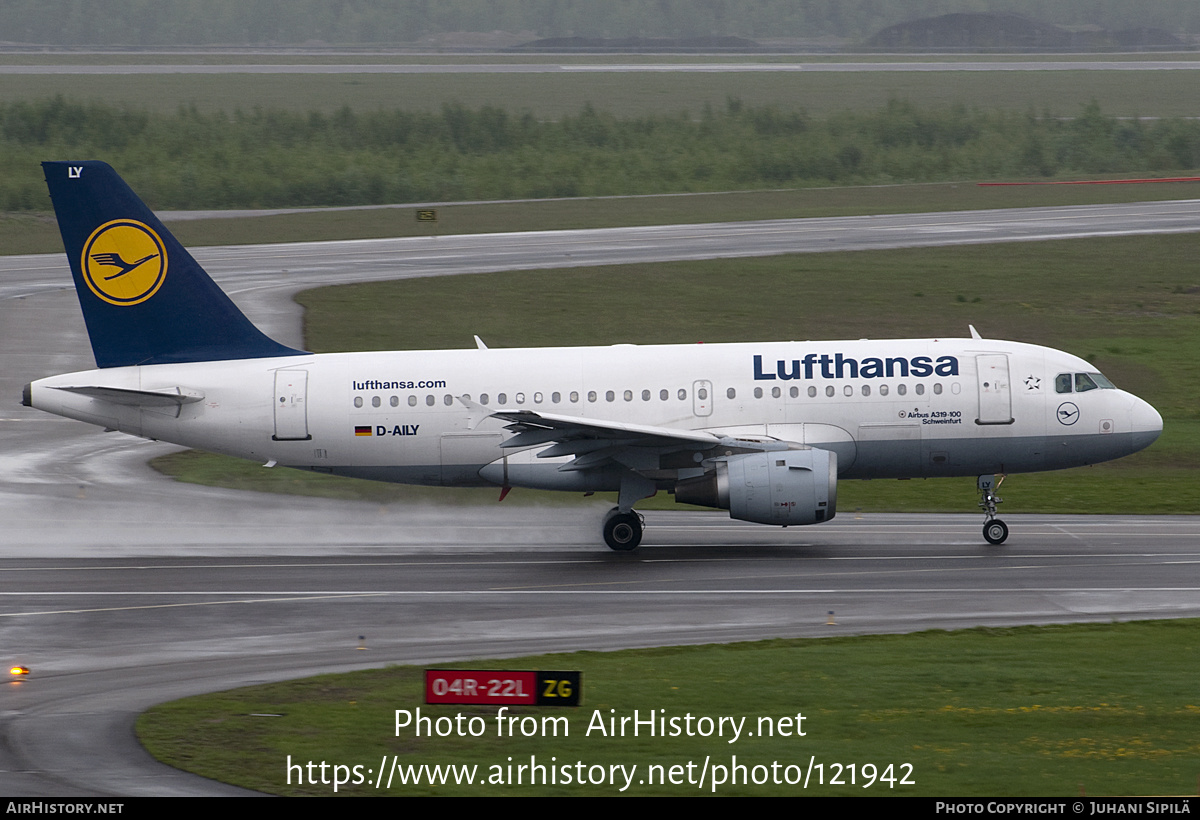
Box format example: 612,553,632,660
983,519,1009,545
604,512,642,551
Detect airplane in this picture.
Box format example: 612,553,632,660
23,161,1163,550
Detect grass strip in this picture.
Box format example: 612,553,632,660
8,178,1200,256
136,619,1200,796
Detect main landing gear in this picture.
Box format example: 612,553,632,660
978,474,1008,545
603,508,644,551
603,473,655,551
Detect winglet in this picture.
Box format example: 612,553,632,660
42,161,307,368
969,324,983,340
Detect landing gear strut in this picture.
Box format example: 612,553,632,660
978,474,1008,545
603,473,654,551
603,508,643,551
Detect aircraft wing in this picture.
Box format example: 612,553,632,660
463,398,785,473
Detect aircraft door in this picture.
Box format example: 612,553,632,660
692,380,713,417
273,369,311,440
975,354,1013,425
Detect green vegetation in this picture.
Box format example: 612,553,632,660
8,69,1200,120
6,97,1200,212
136,620,1200,796
153,231,1200,515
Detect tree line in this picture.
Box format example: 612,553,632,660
3,97,1199,211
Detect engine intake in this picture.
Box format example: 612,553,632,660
675,449,837,526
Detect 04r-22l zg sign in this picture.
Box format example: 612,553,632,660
425,670,581,706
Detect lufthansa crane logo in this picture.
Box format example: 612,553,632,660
1056,402,1080,426
81,220,167,306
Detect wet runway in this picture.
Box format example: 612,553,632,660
4,501,1199,796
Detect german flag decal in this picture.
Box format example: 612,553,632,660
354,426,372,436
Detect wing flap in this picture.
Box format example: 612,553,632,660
488,407,721,448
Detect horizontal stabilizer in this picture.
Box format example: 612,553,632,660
50,385,204,408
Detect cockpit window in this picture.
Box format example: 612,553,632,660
1058,372,1116,393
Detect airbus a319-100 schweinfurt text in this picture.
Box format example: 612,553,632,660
24,162,1163,550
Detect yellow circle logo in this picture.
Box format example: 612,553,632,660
81,220,167,306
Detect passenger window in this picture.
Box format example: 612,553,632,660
551,392,560,403
753,387,763,399
390,396,399,407
933,383,942,395
641,389,650,401
444,394,453,406
624,390,633,402
825,386,834,397
660,389,668,401
354,396,363,408
790,386,799,398
880,384,889,396
588,391,597,403
479,393,489,405
1056,373,1073,394
426,395,435,406
534,392,543,403
808,386,816,398
862,385,870,396
409,395,418,406
678,388,687,400
916,384,925,396
606,391,615,402
371,396,381,408
698,388,708,400
570,392,579,402
1075,373,1098,393
516,392,525,404
898,384,907,396
498,393,507,405
772,386,781,398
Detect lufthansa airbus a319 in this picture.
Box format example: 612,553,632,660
24,162,1163,550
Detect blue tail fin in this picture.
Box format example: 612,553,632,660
42,161,306,368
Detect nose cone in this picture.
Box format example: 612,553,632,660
1130,396,1163,454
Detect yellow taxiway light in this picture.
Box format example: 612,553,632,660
10,666,30,677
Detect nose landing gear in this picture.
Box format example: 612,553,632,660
978,474,1008,544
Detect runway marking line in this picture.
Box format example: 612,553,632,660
4,586,1200,619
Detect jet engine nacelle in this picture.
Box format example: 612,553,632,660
675,449,837,526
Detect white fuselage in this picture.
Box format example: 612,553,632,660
29,337,1163,494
